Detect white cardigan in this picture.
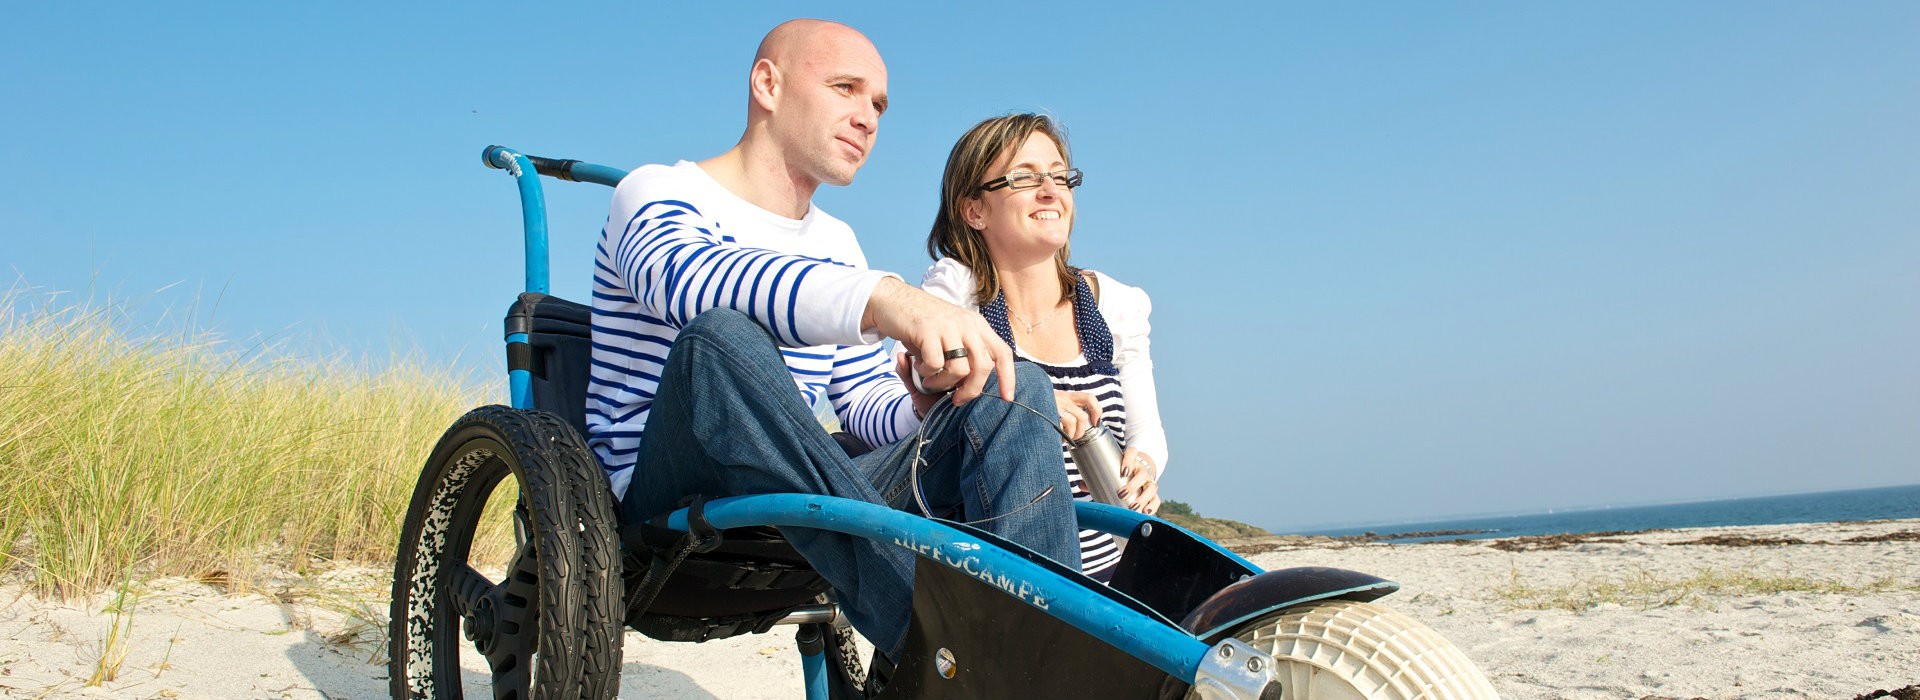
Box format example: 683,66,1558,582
920,258,1169,478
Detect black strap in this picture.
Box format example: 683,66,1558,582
679,495,723,552
505,340,532,373
625,496,726,620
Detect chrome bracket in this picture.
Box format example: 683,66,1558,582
1191,638,1278,700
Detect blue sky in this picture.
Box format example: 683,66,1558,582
5,4,1916,531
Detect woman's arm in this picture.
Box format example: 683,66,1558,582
919,258,978,309
1101,273,1169,478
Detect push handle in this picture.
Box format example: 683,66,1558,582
483,145,629,187
482,145,583,181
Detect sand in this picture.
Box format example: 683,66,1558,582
2,518,1914,699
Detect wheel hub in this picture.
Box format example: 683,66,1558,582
466,595,498,654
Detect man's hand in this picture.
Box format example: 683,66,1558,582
1054,390,1101,441
864,277,1016,406
893,351,943,418
1118,448,1160,515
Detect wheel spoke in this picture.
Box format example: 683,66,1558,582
488,653,533,700
499,542,541,613
449,564,495,618
513,501,532,550
482,542,543,698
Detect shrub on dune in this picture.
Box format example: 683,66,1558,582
0,290,498,597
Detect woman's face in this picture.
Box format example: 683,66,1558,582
964,134,1075,263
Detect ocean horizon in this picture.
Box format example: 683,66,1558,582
1284,482,1920,542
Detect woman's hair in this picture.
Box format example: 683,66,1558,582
927,113,1078,307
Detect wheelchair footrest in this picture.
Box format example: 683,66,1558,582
633,610,798,643
618,495,853,645
674,556,825,591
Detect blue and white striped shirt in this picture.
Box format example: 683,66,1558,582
588,161,914,500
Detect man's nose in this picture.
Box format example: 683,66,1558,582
852,103,879,134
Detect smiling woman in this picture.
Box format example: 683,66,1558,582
920,113,1170,582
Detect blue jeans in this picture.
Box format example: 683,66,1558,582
617,309,1079,658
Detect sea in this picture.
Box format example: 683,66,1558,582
1292,483,1920,543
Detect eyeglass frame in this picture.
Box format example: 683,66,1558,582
977,168,1084,193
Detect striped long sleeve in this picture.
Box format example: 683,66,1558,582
826,343,916,449
607,198,889,347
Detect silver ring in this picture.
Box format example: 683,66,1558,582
943,347,969,360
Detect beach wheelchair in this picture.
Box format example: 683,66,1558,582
386,146,1499,699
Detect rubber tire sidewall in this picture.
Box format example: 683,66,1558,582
387,406,622,700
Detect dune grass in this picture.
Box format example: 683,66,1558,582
0,290,510,598
1496,564,1920,612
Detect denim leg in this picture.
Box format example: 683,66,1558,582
617,309,914,657
854,362,1081,572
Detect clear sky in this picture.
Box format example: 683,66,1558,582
5,3,1916,532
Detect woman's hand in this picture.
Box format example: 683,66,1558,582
1118,448,1160,515
1054,390,1101,441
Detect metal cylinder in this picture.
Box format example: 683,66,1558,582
1069,425,1128,507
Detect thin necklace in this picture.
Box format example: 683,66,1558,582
1009,299,1064,334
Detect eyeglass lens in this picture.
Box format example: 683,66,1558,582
1008,169,1080,190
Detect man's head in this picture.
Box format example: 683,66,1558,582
746,19,889,188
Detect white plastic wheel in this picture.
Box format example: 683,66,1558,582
1220,600,1499,700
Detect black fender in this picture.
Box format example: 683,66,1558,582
1179,567,1399,642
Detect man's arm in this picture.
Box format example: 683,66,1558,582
826,344,916,447
609,191,891,347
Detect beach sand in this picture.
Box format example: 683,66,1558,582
3,518,1914,699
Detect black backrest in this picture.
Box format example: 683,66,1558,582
504,293,593,435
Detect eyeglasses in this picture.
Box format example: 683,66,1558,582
978,168,1084,192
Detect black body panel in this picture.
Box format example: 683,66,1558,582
1108,520,1262,624
876,558,1171,699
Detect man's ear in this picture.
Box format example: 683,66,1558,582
749,58,781,113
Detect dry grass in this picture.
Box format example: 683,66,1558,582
0,289,509,598
1496,564,1920,611
85,578,137,686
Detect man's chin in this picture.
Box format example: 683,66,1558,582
820,165,861,187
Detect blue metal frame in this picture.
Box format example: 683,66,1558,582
800,648,830,698
658,494,1214,682
482,149,553,296
483,146,632,410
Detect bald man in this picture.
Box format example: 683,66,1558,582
586,19,1078,662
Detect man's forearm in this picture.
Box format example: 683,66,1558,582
860,276,911,337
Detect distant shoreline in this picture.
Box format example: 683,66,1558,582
1282,482,1920,543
